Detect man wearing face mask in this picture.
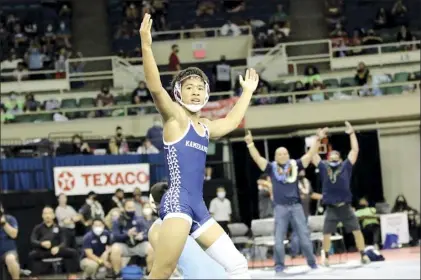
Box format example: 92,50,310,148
79,192,105,229
209,187,232,236
146,116,163,151
257,174,274,218
110,199,151,276
115,126,124,147
245,128,327,274
97,85,115,107
110,188,125,211
80,219,113,279
312,121,370,266
69,134,91,155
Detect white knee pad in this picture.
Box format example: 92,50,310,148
205,233,250,279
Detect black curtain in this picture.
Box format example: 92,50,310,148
231,131,383,226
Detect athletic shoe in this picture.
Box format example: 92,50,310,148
309,263,318,269
275,265,286,276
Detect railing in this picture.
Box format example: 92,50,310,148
3,80,419,123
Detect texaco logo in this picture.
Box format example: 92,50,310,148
57,171,75,191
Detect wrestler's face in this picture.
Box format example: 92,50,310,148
275,147,290,165
181,77,206,105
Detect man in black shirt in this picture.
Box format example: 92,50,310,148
0,202,20,280
28,206,79,277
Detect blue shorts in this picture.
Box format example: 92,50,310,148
159,188,213,238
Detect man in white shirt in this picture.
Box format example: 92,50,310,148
209,187,232,236
55,193,80,247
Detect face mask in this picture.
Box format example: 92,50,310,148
217,192,226,199
328,161,341,167
126,211,135,218
116,132,122,137
92,226,104,236
143,208,153,216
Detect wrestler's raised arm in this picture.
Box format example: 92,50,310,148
139,13,180,122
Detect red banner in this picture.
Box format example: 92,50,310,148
201,97,245,128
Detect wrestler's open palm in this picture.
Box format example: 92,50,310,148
239,68,259,92
139,13,153,47
344,121,354,134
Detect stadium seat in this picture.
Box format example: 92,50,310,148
60,99,78,109
79,98,95,108
340,77,356,87
394,72,409,82
385,86,402,95
323,78,340,88
14,114,35,124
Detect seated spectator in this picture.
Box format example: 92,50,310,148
392,195,420,245
12,62,29,82
132,81,152,103
0,201,20,280
110,199,152,275
55,48,68,79
189,24,206,39
374,8,389,29
329,22,347,38
137,138,160,154
1,106,15,124
270,4,288,26
403,73,420,93
126,3,139,22
28,206,79,278
349,29,363,56
396,25,413,50
1,52,22,71
105,208,122,230
69,134,92,155
196,1,215,16
293,81,308,102
358,74,391,97
79,192,105,228
55,193,80,248
111,189,126,211
354,62,370,86
303,65,321,87
108,136,120,155
310,80,327,102
390,0,408,26
23,93,38,112
146,116,163,151
220,20,241,37
355,197,380,248
97,85,115,107
80,218,114,279
4,94,23,116
59,4,72,19
362,29,383,45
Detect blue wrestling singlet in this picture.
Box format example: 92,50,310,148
160,119,213,235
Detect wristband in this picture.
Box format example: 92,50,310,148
247,142,255,148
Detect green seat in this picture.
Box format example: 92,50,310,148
340,77,356,87
115,94,130,103
61,98,78,108
116,100,131,106
14,114,35,123
32,113,53,122
382,46,398,53
273,83,290,92
323,78,339,88
79,98,95,108
394,72,409,82
386,86,402,95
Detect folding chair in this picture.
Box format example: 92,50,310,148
228,223,252,248
250,218,289,268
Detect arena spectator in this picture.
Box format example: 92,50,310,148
12,62,29,81
0,201,20,280
79,192,105,228
213,55,232,92
59,4,72,19
1,52,22,71
137,138,160,154
150,0,168,31
196,1,216,17
355,197,381,248
293,80,308,102
29,206,79,278
131,81,152,103
270,4,289,26
110,199,152,276
390,0,408,26
97,85,115,107
146,116,163,151
362,29,383,45
220,20,242,37
125,3,139,22
392,195,420,246
329,22,347,38
69,134,91,155
114,21,131,39
22,93,38,112
396,25,413,50
80,218,114,279
1,106,15,124
304,65,321,87
209,187,232,236
257,174,273,218
168,44,181,71
57,21,71,39
349,29,363,56
55,193,80,248
104,208,121,230
108,136,120,155
189,24,206,39
55,48,68,79
374,8,389,29
4,94,23,116
354,62,370,86
111,189,126,211
358,74,391,97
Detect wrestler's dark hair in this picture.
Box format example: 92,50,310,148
170,67,209,93
150,181,169,204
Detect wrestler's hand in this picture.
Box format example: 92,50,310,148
139,13,153,47
244,130,253,144
316,127,328,139
344,121,354,134
239,68,259,93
